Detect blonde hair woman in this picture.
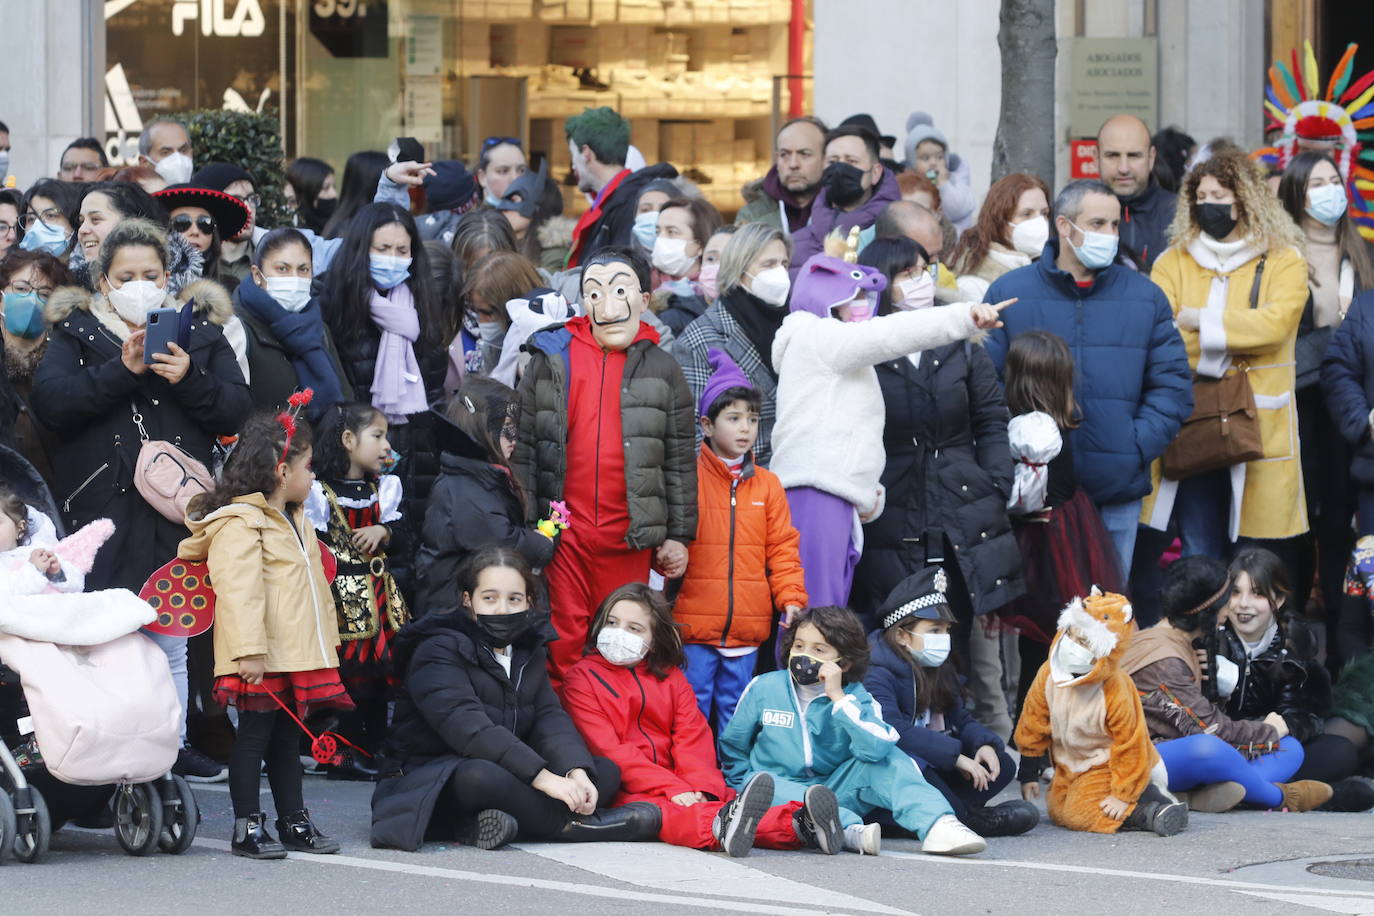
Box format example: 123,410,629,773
1143,149,1309,569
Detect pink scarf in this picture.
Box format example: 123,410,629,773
368,283,428,424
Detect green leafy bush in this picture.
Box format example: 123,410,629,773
184,108,290,229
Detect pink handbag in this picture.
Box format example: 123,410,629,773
131,404,212,524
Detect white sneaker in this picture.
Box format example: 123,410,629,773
921,814,986,856
843,823,882,855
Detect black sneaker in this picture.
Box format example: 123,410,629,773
1320,777,1374,812
461,809,519,850
792,785,844,855
174,745,227,783
711,772,773,858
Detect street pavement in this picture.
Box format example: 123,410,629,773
5,773,1374,915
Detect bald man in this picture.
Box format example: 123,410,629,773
874,200,946,262
1095,115,1177,271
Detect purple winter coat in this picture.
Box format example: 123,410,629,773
789,168,902,276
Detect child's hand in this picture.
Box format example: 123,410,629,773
955,754,990,791
29,549,59,576
567,767,599,815
1263,711,1290,738
858,489,883,524
670,791,705,807
1099,795,1129,821
654,539,689,578
781,605,801,627
973,744,1001,781
237,655,267,685
819,660,845,702
351,525,389,555
1194,648,1209,678
1021,781,1040,801
970,298,1016,330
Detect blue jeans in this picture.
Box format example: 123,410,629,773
1155,734,1303,808
142,629,188,744
1095,499,1142,575
683,644,757,734
1175,469,1234,560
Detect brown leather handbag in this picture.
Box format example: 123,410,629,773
1160,257,1266,481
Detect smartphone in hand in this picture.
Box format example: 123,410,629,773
143,301,194,364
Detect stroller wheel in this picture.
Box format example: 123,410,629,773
114,784,162,857
0,789,15,863
157,775,199,855
12,786,50,864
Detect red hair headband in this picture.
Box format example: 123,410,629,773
277,389,314,465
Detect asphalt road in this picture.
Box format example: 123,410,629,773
5,773,1374,915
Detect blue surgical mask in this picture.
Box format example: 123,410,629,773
910,632,951,668
2,291,46,339
369,253,412,290
632,210,659,252
19,220,70,256
1306,182,1348,227
1067,221,1118,270
484,191,503,208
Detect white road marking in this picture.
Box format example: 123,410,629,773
189,783,230,793
878,850,1374,899
191,838,904,916
1234,891,1374,914
515,841,911,915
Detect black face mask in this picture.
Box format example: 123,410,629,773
476,611,531,648
314,197,339,220
788,653,824,686
1196,202,1238,241
821,162,867,208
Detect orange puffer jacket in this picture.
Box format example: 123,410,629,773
674,444,807,648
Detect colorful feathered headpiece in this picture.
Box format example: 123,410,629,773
1254,41,1374,239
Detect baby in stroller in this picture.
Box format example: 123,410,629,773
0,482,198,862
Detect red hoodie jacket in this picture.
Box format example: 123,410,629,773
562,651,727,801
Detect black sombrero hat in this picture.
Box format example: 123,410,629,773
154,184,251,239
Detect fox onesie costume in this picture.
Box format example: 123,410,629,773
1013,589,1167,834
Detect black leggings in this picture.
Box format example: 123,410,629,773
1292,732,1360,784
446,756,620,839
230,710,305,818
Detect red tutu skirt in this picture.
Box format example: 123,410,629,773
998,489,1124,644
213,668,356,716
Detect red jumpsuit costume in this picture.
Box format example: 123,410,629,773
562,651,802,850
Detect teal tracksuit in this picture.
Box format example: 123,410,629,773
718,670,953,837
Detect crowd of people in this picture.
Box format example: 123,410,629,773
1,91,1373,865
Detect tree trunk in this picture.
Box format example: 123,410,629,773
991,0,1057,184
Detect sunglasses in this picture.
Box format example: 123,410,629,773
482,136,522,151
171,214,216,235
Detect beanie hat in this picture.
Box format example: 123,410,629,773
906,111,934,134
636,178,679,208
191,162,254,192
699,348,754,418
904,123,949,168
425,160,478,213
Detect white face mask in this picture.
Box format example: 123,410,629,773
909,631,951,668
1054,636,1097,676
652,236,697,277
894,273,935,311
596,626,648,667
1213,653,1240,697
105,278,168,325
478,320,505,344
1009,215,1050,257
746,265,791,307
154,151,194,186
264,275,313,313
0,150,9,182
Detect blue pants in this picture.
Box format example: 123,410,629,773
768,753,953,839
1175,470,1233,560
143,629,188,743
1096,499,1143,576
682,644,757,734
1156,734,1303,808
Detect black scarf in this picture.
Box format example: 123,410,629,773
721,287,787,377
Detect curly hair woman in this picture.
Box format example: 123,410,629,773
1142,148,1310,574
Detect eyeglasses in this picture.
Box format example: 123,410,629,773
228,192,261,210
0,222,14,237
20,209,64,230
482,136,522,151
61,162,103,176
171,214,216,235
7,280,55,300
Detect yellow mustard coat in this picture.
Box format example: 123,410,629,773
1142,240,1309,541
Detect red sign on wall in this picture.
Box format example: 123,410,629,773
1071,140,1100,179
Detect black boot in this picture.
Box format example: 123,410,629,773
557,802,661,842
326,749,379,782
460,809,520,850
1121,784,1188,837
960,800,1040,837
232,812,287,859
1319,777,1374,812
275,809,341,854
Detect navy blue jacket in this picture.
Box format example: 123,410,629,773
984,241,1192,505
862,634,1001,772
1322,289,1374,485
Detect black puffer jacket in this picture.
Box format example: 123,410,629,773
852,337,1023,619
1219,618,1331,744
414,410,557,615
370,610,596,850
31,280,252,591
577,163,680,265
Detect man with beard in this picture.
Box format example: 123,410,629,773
564,107,678,268
789,125,901,274
0,249,74,483
737,117,829,234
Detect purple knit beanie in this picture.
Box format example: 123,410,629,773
699,348,755,418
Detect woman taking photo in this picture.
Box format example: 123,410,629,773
1144,148,1310,573
950,173,1052,303
674,221,792,466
